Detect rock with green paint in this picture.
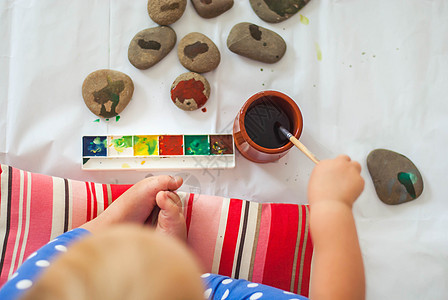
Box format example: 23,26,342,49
128,26,176,70
178,32,221,73
227,22,286,63
147,0,187,25
367,149,424,205
82,70,134,118
191,0,234,18
249,0,310,23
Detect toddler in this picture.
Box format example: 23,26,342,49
0,154,365,300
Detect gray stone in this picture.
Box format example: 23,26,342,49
170,72,210,111
82,70,134,118
178,32,220,73
227,22,286,63
249,0,310,23
147,0,187,25
128,26,176,70
367,149,424,205
191,0,234,18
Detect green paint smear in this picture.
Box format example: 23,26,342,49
93,137,107,148
264,0,308,17
397,172,417,199
93,119,100,123
185,135,210,155
134,136,158,156
315,42,322,61
300,14,309,25
116,116,121,122
111,136,133,152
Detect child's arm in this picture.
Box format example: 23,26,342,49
308,155,365,300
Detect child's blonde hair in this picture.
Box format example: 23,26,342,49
21,225,204,300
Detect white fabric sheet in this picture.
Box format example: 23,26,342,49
1,0,448,298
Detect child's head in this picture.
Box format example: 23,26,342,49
21,225,205,300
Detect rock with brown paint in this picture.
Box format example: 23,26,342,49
227,22,286,63
82,70,134,118
170,72,210,111
249,0,310,23
177,32,220,73
128,26,176,70
147,0,187,25
367,149,424,205
191,0,234,18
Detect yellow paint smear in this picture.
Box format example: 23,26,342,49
300,14,309,25
121,163,131,169
141,161,146,165
315,42,322,61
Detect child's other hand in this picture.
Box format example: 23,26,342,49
308,155,364,208
155,191,187,241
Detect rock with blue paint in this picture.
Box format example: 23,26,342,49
147,0,187,25
128,26,177,70
227,22,286,63
249,0,310,23
367,149,424,205
82,70,134,118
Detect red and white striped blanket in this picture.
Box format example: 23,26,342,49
0,164,313,296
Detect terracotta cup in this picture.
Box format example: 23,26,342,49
233,90,303,163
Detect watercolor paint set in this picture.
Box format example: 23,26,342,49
82,134,235,170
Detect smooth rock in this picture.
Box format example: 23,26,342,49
367,149,424,205
177,32,221,73
171,72,210,111
82,70,134,118
128,26,176,70
147,0,187,25
249,0,310,23
191,0,234,18
227,22,286,63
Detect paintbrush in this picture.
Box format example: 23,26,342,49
276,123,320,164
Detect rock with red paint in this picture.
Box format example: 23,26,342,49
82,70,134,118
177,32,220,73
171,72,210,111
128,26,177,70
249,0,310,23
147,0,187,25
191,0,234,18
227,22,286,63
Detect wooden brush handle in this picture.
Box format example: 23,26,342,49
289,136,320,164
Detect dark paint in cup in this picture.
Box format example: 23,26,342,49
233,91,303,163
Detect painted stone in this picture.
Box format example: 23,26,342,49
249,0,310,23
128,26,176,70
171,72,210,111
227,22,286,63
367,149,424,205
147,0,187,25
82,70,134,118
191,0,234,18
178,32,220,73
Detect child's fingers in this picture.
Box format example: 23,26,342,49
156,191,182,217
351,161,362,173
146,175,183,193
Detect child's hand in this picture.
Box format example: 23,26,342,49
308,155,364,208
81,175,184,233
155,191,187,241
